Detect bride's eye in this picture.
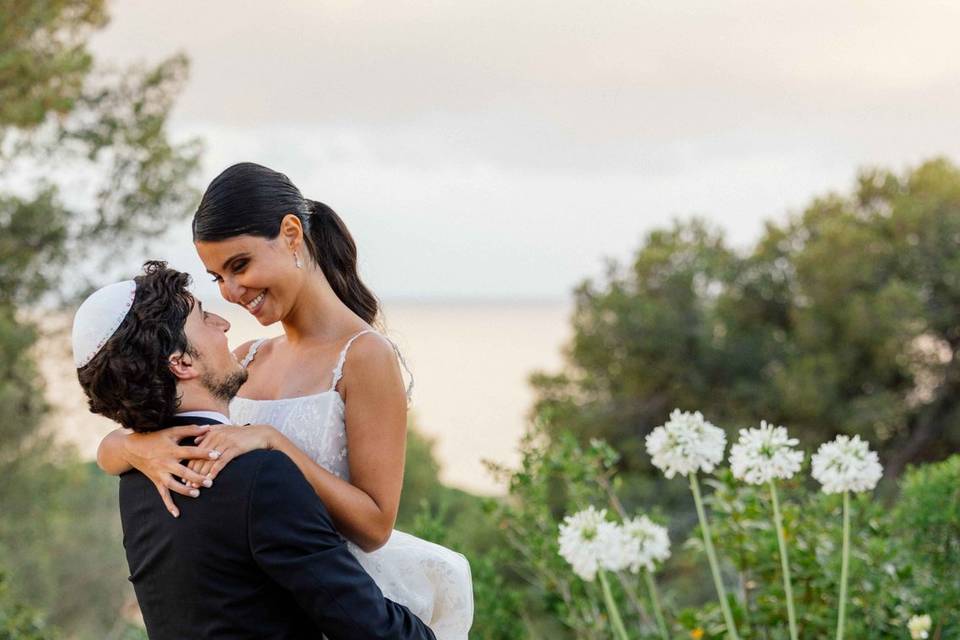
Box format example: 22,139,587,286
232,259,248,273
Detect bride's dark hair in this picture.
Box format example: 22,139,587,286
192,162,379,324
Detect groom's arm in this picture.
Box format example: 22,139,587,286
248,451,436,640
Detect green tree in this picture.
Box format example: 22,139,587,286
397,419,528,640
397,416,444,525
0,572,56,640
532,158,960,484
0,1,200,635
893,455,960,636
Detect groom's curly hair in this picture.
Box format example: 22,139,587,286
77,261,197,432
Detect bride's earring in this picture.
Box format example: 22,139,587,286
294,252,302,269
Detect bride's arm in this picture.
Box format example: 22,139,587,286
97,426,215,475
97,428,136,475
96,425,220,516
272,336,407,552
198,335,407,552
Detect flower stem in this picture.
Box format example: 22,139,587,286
616,570,652,626
836,490,850,640
769,481,799,640
643,568,670,640
598,570,630,640
690,473,741,640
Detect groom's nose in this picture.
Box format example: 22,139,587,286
210,313,230,332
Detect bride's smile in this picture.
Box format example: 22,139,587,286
243,290,267,314
195,232,307,327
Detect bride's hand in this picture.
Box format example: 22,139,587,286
186,424,277,485
123,425,222,518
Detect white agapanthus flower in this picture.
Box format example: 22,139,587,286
811,434,883,494
907,614,932,639
645,409,727,478
596,523,635,574
558,506,622,581
729,421,804,485
621,515,671,573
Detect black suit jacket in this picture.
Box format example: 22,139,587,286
118,416,435,640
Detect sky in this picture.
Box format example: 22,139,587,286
88,0,960,302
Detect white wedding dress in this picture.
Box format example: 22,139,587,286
230,330,474,639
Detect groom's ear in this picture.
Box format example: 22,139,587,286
168,351,198,381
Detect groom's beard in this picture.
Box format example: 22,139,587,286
200,366,249,403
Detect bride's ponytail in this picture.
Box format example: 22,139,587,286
304,199,379,324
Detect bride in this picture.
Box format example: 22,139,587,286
97,162,473,638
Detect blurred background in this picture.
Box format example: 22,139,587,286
2,1,960,638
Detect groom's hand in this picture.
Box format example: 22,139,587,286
124,425,222,517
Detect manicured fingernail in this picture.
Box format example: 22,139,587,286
202,479,212,488
190,489,199,497
172,510,179,518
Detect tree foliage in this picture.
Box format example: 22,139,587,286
1,0,202,308
0,2,200,636
0,0,200,460
533,158,960,481
0,572,56,640
0,0,107,132
398,422,527,640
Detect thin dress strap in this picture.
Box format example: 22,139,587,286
328,330,376,392
328,329,415,403
240,338,269,369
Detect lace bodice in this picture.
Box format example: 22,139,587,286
228,330,473,639
231,390,350,479
230,329,412,479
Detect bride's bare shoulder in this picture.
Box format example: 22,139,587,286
347,330,395,358
341,331,402,382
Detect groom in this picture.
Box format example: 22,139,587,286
73,261,435,640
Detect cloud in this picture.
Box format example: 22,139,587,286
89,1,960,298
93,1,960,131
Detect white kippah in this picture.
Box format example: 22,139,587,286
71,280,137,368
